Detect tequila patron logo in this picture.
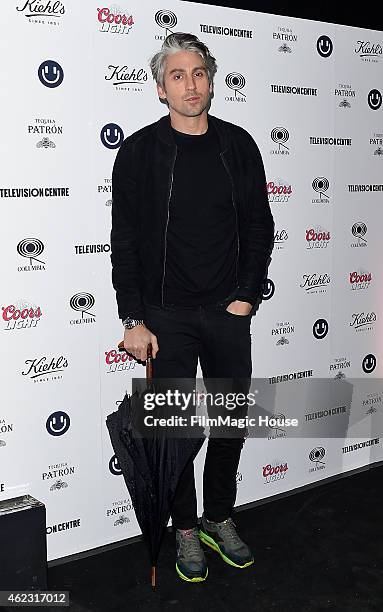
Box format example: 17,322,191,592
334,83,356,108
28,117,63,149
17,238,45,271
273,25,298,54
370,132,383,156
272,321,295,347
97,6,134,35
270,127,290,155
98,177,112,205
329,357,351,377
154,9,177,39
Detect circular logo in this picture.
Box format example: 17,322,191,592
317,35,333,58
351,222,367,239
46,411,70,436
262,278,275,300
271,127,289,146
362,353,376,374
225,72,246,95
100,123,124,149
367,89,382,110
70,292,95,315
312,177,330,195
313,318,328,339
17,238,44,259
154,9,177,29
309,447,326,462
109,455,122,475
38,60,64,88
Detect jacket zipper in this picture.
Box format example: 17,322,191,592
220,151,239,287
161,147,178,307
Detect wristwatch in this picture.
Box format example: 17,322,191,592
122,317,144,330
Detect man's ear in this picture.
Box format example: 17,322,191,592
157,83,167,101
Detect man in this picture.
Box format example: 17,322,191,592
111,32,274,582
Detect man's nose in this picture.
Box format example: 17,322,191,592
185,74,196,90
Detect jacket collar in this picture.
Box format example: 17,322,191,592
157,112,230,152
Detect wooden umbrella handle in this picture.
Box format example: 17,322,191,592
118,340,153,383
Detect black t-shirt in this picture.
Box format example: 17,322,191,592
163,123,238,306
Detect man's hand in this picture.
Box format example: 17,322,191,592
226,300,253,316
123,324,159,361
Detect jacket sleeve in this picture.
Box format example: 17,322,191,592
110,139,145,321
236,134,275,305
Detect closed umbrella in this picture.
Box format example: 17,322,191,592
106,342,205,587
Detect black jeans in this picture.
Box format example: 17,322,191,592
143,290,252,529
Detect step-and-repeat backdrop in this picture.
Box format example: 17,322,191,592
1,0,382,561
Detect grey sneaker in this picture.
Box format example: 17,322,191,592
199,514,254,568
175,527,208,582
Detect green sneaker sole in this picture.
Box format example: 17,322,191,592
198,529,254,569
175,562,208,582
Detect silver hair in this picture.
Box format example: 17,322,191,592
149,32,218,89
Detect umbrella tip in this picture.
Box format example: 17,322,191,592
151,565,156,588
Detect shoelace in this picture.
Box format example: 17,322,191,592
215,518,242,546
178,528,202,557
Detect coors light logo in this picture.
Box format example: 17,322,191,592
305,227,331,249
267,180,292,203
262,460,288,483
349,270,372,290
105,348,136,373
97,6,134,35
2,301,42,331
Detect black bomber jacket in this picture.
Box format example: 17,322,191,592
110,113,275,321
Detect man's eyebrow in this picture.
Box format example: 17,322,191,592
168,65,207,75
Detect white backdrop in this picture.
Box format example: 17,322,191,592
1,0,382,561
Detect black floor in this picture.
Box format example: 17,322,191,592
40,465,383,611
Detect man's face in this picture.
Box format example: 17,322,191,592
157,50,212,118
